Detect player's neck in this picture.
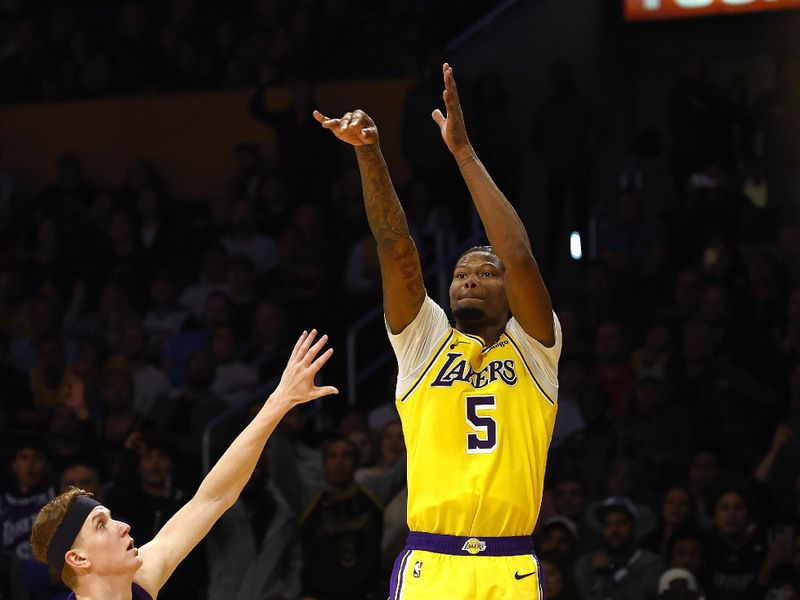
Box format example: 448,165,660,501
455,321,505,347
74,573,134,600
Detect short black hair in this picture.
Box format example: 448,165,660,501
321,436,358,459
457,245,498,263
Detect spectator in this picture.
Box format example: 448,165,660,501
536,516,580,566
642,486,697,559
177,244,230,320
106,431,207,600
242,300,290,381
157,348,227,469
540,552,579,600
593,320,635,418
657,567,704,600
270,433,405,600
210,324,258,406
21,336,81,430
666,525,709,587
142,272,189,354
574,496,664,600
685,448,722,527
0,434,54,561
206,447,302,599
704,488,769,599
221,198,278,274
115,321,170,419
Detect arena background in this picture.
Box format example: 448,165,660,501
2,0,800,598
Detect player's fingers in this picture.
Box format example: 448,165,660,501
311,385,339,399
349,110,364,127
339,112,353,130
309,346,334,373
290,330,308,361
312,110,327,123
320,118,340,130
361,127,377,141
304,334,330,365
298,329,318,359
432,109,446,127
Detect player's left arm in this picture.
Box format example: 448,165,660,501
432,63,554,346
134,331,338,597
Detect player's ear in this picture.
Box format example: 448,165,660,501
65,548,91,572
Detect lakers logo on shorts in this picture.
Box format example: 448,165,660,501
461,538,487,555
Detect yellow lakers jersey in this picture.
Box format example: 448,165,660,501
390,298,560,538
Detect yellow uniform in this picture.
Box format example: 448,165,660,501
387,296,561,599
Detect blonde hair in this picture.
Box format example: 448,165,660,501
30,486,92,587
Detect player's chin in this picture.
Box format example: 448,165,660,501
453,304,486,321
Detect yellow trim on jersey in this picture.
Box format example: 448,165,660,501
298,490,324,525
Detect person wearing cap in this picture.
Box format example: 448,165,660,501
28,330,337,600
536,516,580,566
658,567,704,599
573,496,664,600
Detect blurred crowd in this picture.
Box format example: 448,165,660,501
2,11,800,598
0,0,497,104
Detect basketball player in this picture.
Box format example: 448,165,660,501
29,330,336,600
314,63,560,598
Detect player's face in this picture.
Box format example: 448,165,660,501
601,511,634,551
72,506,141,576
449,252,509,328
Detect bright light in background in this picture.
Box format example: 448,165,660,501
570,231,582,260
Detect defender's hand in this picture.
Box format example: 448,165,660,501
313,109,378,147
432,63,472,161
272,329,338,408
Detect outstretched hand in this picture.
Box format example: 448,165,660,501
431,63,472,160
273,330,338,407
313,109,378,147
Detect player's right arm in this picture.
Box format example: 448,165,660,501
314,109,425,334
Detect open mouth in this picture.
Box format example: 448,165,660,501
127,539,135,551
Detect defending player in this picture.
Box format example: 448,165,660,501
314,63,560,599
29,330,337,600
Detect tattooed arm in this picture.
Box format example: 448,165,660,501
314,110,425,333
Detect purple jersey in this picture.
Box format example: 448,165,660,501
0,486,55,559
67,582,153,600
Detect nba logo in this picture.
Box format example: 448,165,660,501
413,561,423,578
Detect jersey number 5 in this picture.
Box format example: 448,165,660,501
466,395,497,454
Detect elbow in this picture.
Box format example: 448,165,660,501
499,247,537,272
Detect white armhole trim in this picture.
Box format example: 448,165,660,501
385,296,451,399
505,312,562,401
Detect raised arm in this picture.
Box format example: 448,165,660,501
313,110,425,334
432,64,555,346
134,330,338,596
